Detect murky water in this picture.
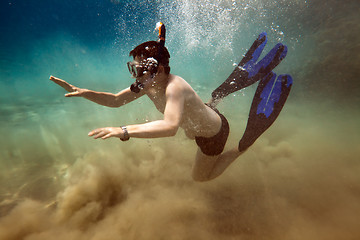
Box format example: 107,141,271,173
0,0,359,239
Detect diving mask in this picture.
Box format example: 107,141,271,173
127,57,159,79
128,58,159,93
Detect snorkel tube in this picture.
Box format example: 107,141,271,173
129,22,167,93
156,22,166,47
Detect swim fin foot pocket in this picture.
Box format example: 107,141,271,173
211,32,288,104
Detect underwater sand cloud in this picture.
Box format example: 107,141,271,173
1,105,360,240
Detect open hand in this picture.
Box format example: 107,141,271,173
49,75,86,97
88,127,123,140
49,75,76,92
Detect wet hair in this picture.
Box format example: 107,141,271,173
129,41,171,74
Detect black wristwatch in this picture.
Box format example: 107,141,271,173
120,126,130,141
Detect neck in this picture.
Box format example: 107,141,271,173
145,72,169,90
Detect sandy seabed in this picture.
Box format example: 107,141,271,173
0,97,359,240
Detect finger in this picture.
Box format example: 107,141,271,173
88,128,101,136
93,131,109,139
49,76,74,92
49,75,60,81
102,133,113,140
65,91,80,97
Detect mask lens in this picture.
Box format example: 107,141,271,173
127,61,138,77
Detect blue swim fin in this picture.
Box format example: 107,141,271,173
238,73,293,152
211,32,287,105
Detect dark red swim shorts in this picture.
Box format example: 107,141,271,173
195,108,229,156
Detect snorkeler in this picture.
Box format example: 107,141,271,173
50,22,292,181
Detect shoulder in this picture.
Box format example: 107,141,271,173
165,74,187,98
168,74,185,83
167,74,185,90
168,74,191,90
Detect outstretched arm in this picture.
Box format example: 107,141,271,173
89,81,185,140
49,75,143,107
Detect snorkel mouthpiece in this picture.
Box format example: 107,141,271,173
130,80,144,93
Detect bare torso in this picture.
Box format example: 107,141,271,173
145,74,222,139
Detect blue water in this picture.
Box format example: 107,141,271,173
0,1,360,239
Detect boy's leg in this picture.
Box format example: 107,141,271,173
192,149,218,182
192,147,244,182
